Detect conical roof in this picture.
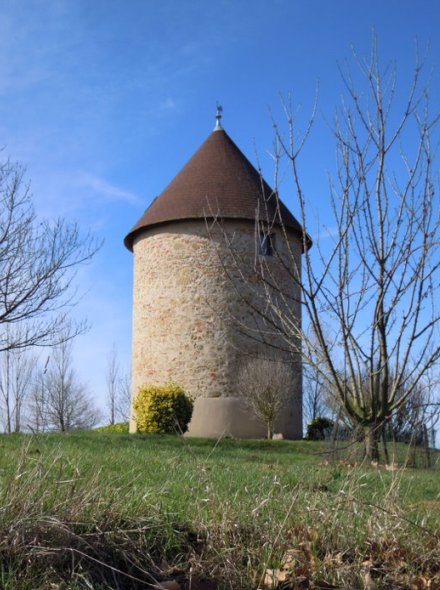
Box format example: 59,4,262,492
124,128,306,251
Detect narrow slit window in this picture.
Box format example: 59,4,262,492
258,232,274,256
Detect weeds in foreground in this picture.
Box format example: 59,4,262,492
0,434,438,589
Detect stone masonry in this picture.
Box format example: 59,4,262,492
129,218,303,438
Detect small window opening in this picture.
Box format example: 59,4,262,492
258,232,274,256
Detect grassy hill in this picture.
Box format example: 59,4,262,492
0,431,438,589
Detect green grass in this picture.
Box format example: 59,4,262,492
0,432,438,589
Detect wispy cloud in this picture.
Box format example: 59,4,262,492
312,225,339,241
79,174,142,206
159,97,176,111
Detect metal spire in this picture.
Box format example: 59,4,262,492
214,102,223,131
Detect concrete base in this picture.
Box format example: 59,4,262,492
185,396,301,439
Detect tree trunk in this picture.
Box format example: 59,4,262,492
267,421,274,440
364,426,380,462
5,398,11,434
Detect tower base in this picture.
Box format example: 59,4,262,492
185,396,301,439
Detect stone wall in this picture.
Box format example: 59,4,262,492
129,218,303,438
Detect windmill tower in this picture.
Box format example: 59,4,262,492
124,112,306,438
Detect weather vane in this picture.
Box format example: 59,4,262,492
214,102,223,130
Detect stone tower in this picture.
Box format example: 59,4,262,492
124,116,306,438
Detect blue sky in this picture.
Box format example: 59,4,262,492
1,0,439,419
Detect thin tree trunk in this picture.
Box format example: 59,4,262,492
267,421,273,440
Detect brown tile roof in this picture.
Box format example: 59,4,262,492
124,128,307,251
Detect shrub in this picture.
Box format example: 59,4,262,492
306,417,334,440
134,383,193,434
95,422,129,433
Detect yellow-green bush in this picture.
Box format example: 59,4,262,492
133,383,193,434
95,422,129,433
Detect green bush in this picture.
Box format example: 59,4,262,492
133,383,193,434
95,422,129,433
306,417,334,440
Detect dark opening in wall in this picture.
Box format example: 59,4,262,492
258,232,274,256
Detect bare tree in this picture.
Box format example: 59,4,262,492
33,340,99,432
215,40,440,460
0,158,100,353
303,364,333,423
105,345,119,425
237,358,293,439
0,329,35,432
105,347,131,424
265,41,440,460
116,372,131,422
302,337,332,424
389,372,439,442
27,360,49,433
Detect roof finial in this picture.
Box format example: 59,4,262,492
214,102,223,131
